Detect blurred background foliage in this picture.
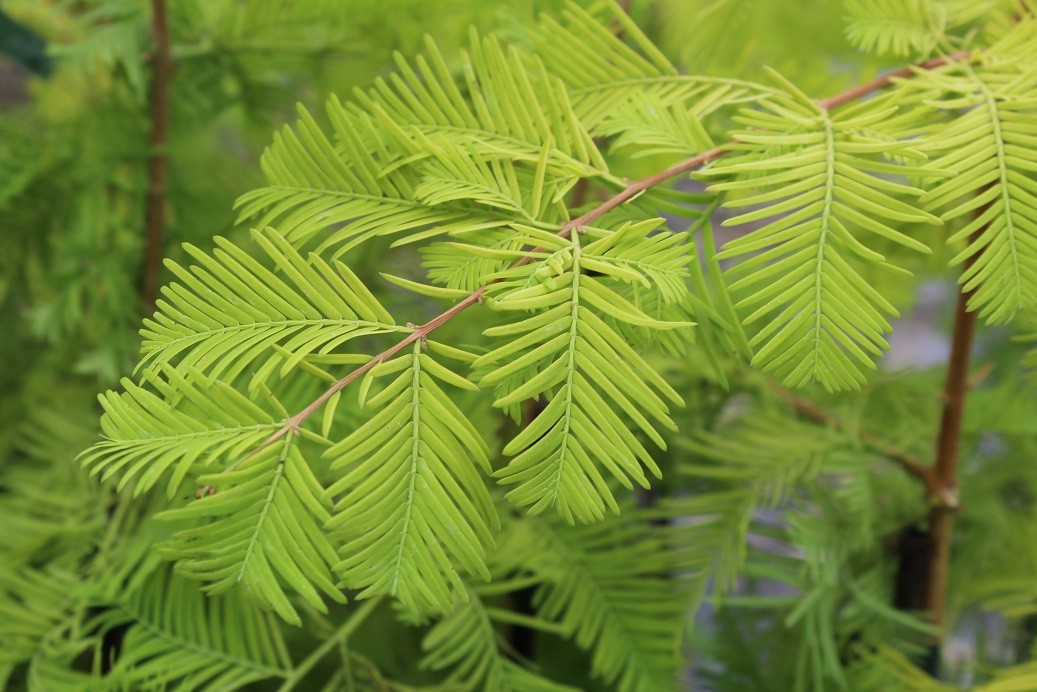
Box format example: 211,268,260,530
1,1,1035,690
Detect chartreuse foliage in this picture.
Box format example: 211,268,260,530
702,84,942,390
476,221,689,523
909,54,1037,323
2,0,1037,690
325,341,499,614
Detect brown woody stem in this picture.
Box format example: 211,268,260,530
923,228,982,645
768,383,933,485
141,0,172,311
816,51,971,111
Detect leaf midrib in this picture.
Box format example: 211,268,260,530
545,239,582,511
143,318,403,354
388,345,423,597
236,446,288,586
809,114,838,382
976,76,1022,305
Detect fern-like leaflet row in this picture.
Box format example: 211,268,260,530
325,342,498,615
703,74,942,390
476,221,688,523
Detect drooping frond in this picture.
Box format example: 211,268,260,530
532,1,777,136
421,230,524,292
734,488,933,691
192,0,356,56
0,409,104,566
139,227,403,388
352,30,608,178
599,96,716,161
703,80,940,391
843,0,945,58
664,412,852,590
80,368,283,498
665,397,936,690
80,367,343,624
92,566,293,689
906,58,1037,323
235,30,606,256
475,222,689,524
525,513,689,692
324,342,498,616
0,568,85,686
421,584,575,691
155,432,344,626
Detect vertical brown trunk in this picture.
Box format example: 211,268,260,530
925,275,978,621
141,0,171,311
896,220,983,673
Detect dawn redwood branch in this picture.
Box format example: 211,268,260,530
232,51,975,468
141,0,172,311
249,145,726,457
768,383,933,486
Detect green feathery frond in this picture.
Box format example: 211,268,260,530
525,512,689,692
416,518,577,689
843,0,945,58
907,57,1037,323
92,566,293,689
421,230,524,292
703,80,941,391
533,1,777,136
155,432,343,626
673,399,935,691
0,568,86,687
139,227,403,389
664,412,852,590
50,1,147,100
682,211,753,383
475,222,688,524
599,96,716,161
0,409,104,567
80,368,284,499
940,0,1017,29
981,13,1037,63
421,584,575,691
726,488,933,691
846,645,957,692
355,30,608,179
977,662,1037,690
235,29,606,256
324,342,499,616
194,0,357,55
80,367,342,624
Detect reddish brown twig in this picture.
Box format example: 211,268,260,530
767,383,934,486
816,50,971,111
141,0,172,311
